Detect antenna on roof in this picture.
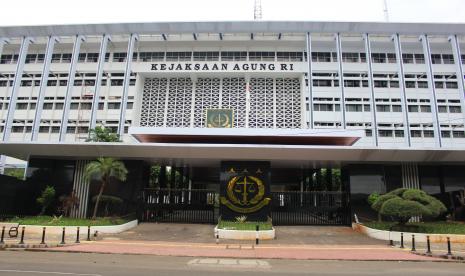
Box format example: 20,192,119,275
254,0,263,20
383,0,390,22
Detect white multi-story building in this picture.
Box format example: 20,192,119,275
0,21,464,223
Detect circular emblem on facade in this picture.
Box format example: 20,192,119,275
220,175,271,213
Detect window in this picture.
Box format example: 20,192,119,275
312,52,332,62
342,53,359,62
248,52,275,61
111,79,124,86
108,102,121,109
16,103,28,110
438,105,447,113
423,130,435,138
411,130,422,137
221,52,247,61
51,126,60,133
166,52,191,61
193,51,220,61
415,54,425,64
66,126,76,134
387,53,396,63
378,130,393,137
43,103,53,110
449,106,462,113
276,52,303,62
20,80,32,87
402,53,414,64
59,80,67,86
126,102,133,109
112,52,127,62
55,103,64,109
376,105,390,112
70,103,79,110
98,103,104,110
374,80,388,88
371,53,386,63
435,81,444,89
139,52,164,62
47,80,57,86
344,80,360,87
431,54,442,64
417,81,428,88
39,126,49,133
346,104,363,112
12,126,24,133
312,80,332,87
87,53,99,62
442,54,454,64
364,105,371,112
392,105,402,112
453,131,465,138
80,103,92,110
25,54,37,63
313,104,333,111
408,105,419,112
395,130,404,137
441,130,451,138
405,81,416,88
61,54,72,63
390,81,399,88
365,129,372,137
446,82,458,89
420,105,431,113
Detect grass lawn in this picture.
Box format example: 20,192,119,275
365,221,465,234
217,220,273,231
7,216,130,226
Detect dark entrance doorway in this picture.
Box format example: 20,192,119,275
138,164,351,226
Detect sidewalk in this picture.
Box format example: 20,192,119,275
37,239,448,261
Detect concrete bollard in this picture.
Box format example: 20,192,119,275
87,226,91,241
447,237,452,256
411,234,416,252
400,232,404,248
255,225,259,245
426,235,431,255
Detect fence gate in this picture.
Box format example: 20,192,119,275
139,188,216,224
270,191,351,225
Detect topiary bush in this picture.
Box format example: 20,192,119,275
370,188,447,225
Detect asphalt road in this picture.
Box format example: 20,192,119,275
0,250,464,276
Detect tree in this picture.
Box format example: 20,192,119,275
91,195,123,217
86,126,120,142
37,186,56,215
371,188,447,225
84,158,128,219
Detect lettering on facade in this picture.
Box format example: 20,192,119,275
150,63,295,72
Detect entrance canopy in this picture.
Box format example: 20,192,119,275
129,127,363,146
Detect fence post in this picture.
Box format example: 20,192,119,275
18,227,25,244
447,237,452,256
400,232,404,248
255,225,259,245
75,227,80,243
60,227,66,245
0,226,5,244
426,235,431,255
411,234,415,252
40,227,46,245
87,226,91,241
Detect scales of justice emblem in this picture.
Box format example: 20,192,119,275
206,109,234,128
220,169,271,214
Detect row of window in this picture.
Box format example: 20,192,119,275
375,129,465,138
2,51,464,64
312,103,462,113
1,101,133,111
0,78,136,87
311,78,459,89
5,125,129,134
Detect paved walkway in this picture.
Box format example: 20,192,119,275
43,240,442,261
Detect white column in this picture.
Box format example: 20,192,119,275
305,32,314,129
449,35,465,129
118,34,138,137
420,35,442,147
31,36,59,141
71,160,90,218
335,33,346,129
0,38,10,173
392,34,412,147
2,36,34,141
190,76,197,127
59,35,85,142
364,34,379,146
89,34,111,130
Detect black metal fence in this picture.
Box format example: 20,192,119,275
139,188,216,224
270,191,351,225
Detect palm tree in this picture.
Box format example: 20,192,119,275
84,157,128,219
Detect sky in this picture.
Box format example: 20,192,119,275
0,0,464,26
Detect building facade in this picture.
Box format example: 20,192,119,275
0,21,465,223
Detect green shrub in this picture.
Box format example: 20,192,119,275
367,192,380,206
371,188,446,225
37,186,56,215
